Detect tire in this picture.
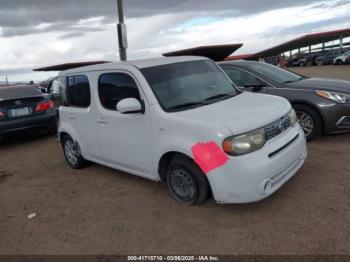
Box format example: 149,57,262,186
293,104,322,142
47,121,58,136
166,154,209,205
316,59,324,66
62,135,89,169
299,61,305,67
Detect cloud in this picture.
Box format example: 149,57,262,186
0,0,321,37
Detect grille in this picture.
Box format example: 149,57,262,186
264,113,291,140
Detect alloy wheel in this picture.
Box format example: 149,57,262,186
296,111,314,137
64,140,78,165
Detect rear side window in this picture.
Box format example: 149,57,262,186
66,75,91,107
98,73,140,110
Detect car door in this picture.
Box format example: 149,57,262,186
60,74,101,159
222,66,271,94
96,71,154,178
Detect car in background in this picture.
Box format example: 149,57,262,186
287,53,314,67
333,50,350,65
46,76,60,114
314,50,340,66
0,85,57,138
219,60,350,141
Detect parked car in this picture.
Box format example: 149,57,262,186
0,85,57,138
287,53,315,67
314,50,340,66
58,56,307,205
333,50,350,65
219,60,350,141
46,76,60,114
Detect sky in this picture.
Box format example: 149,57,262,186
1,0,350,82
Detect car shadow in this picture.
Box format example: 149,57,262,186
0,132,56,148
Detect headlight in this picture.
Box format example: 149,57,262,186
223,128,266,156
289,109,297,127
316,90,350,104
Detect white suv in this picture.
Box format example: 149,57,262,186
58,56,307,205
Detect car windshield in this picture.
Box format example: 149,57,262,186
249,62,304,84
141,60,237,112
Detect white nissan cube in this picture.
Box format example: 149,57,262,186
58,56,307,205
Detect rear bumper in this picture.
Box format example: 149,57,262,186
0,110,56,136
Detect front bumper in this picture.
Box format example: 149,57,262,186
0,109,56,136
320,103,350,134
208,125,307,204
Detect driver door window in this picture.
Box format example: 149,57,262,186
98,73,141,111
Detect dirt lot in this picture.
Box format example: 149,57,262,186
290,65,350,81
0,66,350,255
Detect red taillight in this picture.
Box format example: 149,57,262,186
35,100,54,112
0,111,5,118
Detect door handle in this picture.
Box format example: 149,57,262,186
98,118,108,124
68,114,75,120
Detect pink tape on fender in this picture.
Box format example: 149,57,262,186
191,141,229,174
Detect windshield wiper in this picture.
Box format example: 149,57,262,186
203,93,235,102
167,101,205,111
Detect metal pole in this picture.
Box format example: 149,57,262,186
5,76,8,86
117,0,127,61
339,35,343,53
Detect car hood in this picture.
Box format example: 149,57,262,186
176,92,291,135
285,77,350,94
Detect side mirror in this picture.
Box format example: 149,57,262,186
116,98,143,114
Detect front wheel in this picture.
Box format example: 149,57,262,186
166,155,209,205
294,105,322,142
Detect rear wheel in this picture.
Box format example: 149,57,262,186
316,59,324,66
62,135,89,169
166,155,209,205
293,104,322,142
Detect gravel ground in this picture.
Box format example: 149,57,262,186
0,65,349,255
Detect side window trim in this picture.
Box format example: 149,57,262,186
97,71,143,111
222,66,275,88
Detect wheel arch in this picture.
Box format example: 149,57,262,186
158,151,192,182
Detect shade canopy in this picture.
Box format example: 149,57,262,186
254,28,350,57
33,61,111,72
163,44,243,61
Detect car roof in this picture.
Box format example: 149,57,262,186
0,85,42,101
60,56,208,75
